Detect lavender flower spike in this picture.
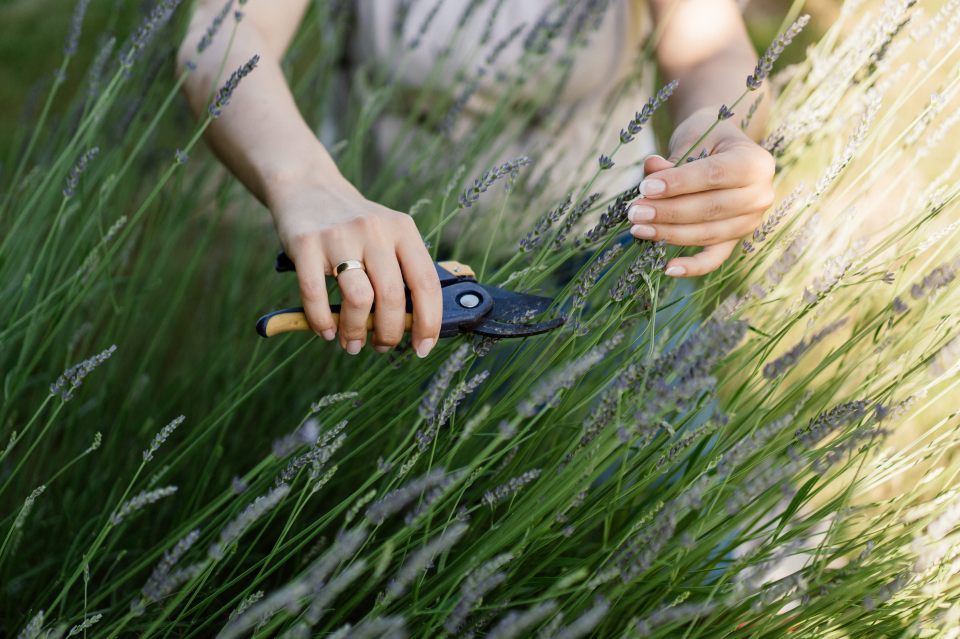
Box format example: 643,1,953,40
386,523,469,599
197,0,235,53
620,80,678,144
459,157,532,208
17,610,44,639
444,554,514,634
50,344,117,401
486,601,559,639
747,15,810,90
143,415,185,462
63,147,100,197
119,0,183,68
64,0,91,56
209,54,260,118
132,529,202,614
208,483,290,559
554,597,610,639
110,485,178,525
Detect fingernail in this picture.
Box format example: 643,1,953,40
665,266,686,277
346,339,362,355
374,344,392,353
640,178,666,196
631,224,656,239
416,338,435,358
627,204,655,223
646,154,666,161
321,329,336,341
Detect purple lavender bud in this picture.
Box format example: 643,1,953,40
520,194,573,252
174,149,189,165
197,0,235,54
408,0,444,49
746,15,810,91
110,486,178,525
119,0,183,69
482,469,541,507
50,343,116,401
136,529,201,609
386,523,469,600
365,469,449,525
554,597,609,639
458,157,532,208
142,415,185,462
718,104,735,120
208,54,260,118
208,484,290,560
86,36,116,103
553,193,600,249
64,0,91,56
486,601,558,639
419,344,471,422
444,554,514,634
598,154,614,170
63,147,100,197
762,318,848,380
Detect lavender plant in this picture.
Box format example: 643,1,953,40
3,1,960,638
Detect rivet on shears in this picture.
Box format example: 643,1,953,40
458,293,481,308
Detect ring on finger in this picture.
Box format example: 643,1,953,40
334,259,365,278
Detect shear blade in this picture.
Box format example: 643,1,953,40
471,316,565,337
481,284,554,320
471,284,564,337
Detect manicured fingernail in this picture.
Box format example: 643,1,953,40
646,154,666,161
631,224,656,239
416,338,435,358
374,344,392,353
346,340,362,355
627,204,655,223
640,178,666,196
321,329,336,341
665,266,686,277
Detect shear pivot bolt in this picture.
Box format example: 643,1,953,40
458,293,481,308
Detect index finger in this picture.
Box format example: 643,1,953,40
640,147,767,199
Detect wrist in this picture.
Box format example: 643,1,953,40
262,146,359,213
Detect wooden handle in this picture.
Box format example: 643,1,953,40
437,260,475,278
257,307,414,337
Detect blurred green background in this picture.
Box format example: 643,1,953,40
0,0,833,153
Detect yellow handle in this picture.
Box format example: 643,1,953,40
259,310,414,337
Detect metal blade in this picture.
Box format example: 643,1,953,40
471,316,566,337
469,284,565,337
481,284,555,321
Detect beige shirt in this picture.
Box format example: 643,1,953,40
354,0,656,200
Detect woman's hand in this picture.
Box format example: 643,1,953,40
627,107,776,277
270,179,442,357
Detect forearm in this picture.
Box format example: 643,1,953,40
650,0,769,141
176,3,355,210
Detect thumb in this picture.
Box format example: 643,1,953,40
643,154,674,175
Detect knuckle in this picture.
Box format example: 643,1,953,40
704,197,724,221
341,282,374,309
378,281,407,307
705,161,726,187
411,269,442,295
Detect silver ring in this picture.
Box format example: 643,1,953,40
334,259,365,278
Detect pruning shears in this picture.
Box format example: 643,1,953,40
256,252,565,339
